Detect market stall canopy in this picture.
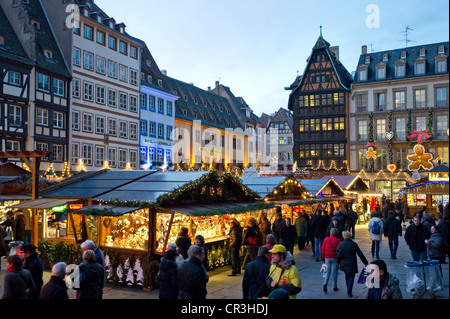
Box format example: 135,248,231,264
240,176,286,197
299,178,345,197
74,205,142,217
321,175,369,191
11,198,77,209
399,181,449,195
94,171,206,202
40,169,157,199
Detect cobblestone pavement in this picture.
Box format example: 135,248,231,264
0,224,448,299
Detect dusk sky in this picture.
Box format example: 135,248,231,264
95,0,449,116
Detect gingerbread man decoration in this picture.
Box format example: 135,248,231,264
407,144,435,171
366,147,377,160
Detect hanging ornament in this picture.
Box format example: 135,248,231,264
407,144,435,171
386,131,394,141
366,147,377,160
387,163,397,173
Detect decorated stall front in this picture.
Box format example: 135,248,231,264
399,180,449,218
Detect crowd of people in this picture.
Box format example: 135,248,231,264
1,237,105,300
1,199,448,300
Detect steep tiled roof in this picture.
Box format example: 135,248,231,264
290,35,352,91
22,0,71,77
353,41,449,83
164,76,245,131
270,108,293,131
140,44,173,95
258,113,271,129
0,5,32,66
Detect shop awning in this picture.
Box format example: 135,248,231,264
74,205,142,217
399,181,449,195
11,198,76,209
167,202,275,217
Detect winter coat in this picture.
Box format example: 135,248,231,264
23,252,44,299
294,216,308,237
242,255,270,299
427,232,446,260
263,242,275,264
266,252,302,299
158,258,178,299
337,238,368,274
259,221,271,246
272,218,285,240
40,276,69,299
176,236,192,260
177,256,208,299
384,215,402,238
243,225,260,247
229,224,243,248
347,209,358,226
437,219,449,246
75,260,104,299
280,225,297,249
14,215,27,242
368,217,384,241
326,223,344,241
366,273,403,299
310,214,330,238
0,227,7,258
321,235,341,259
405,223,431,252
2,268,36,299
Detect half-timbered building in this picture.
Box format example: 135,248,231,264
287,33,352,176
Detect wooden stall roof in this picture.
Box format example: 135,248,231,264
12,198,76,209
399,181,449,195
75,205,142,217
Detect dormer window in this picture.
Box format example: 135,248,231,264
183,94,188,101
436,59,447,73
438,46,445,54
401,51,407,59
110,21,114,29
193,112,198,118
158,79,162,87
419,48,426,57
97,16,102,23
43,49,53,59
31,19,40,30
147,75,152,83
415,61,426,75
383,54,389,62
395,63,406,77
365,56,371,64
194,98,198,104
375,63,386,80
203,100,207,107
358,65,368,81
146,59,152,67
203,114,207,121
182,109,187,115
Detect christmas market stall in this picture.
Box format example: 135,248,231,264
1,162,54,228
11,169,156,245
399,180,449,218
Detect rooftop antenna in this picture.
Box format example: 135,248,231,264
400,26,416,47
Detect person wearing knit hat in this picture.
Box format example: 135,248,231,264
266,244,302,299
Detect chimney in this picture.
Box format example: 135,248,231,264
330,46,339,60
161,69,167,76
207,86,211,91
215,81,220,89
361,45,367,55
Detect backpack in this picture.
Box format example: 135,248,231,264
371,220,381,234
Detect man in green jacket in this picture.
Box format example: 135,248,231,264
294,212,308,250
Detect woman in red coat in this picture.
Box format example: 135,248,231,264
321,227,341,293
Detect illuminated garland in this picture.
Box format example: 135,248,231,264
368,112,375,171
427,108,434,139
188,203,276,217
156,169,260,207
399,180,449,193
387,111,394,164
265,173,310,200
406,110,412,142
